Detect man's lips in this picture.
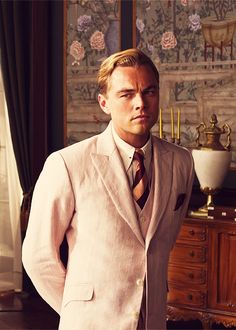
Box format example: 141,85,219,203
132,114,149,120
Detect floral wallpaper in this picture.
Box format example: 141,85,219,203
136,0,236,103
136,0,236,167
67,0,119,72
136,0,236,65
66,0,120,144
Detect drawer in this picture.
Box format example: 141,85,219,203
170,244,206,263
168,264,206,285
177,224,206,242
168,286,206,308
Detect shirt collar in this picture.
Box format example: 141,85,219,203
111,122,152,172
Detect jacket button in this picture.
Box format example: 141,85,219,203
140,216,146,223
136,279,144,287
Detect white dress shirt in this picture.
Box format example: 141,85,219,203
111,123,152,189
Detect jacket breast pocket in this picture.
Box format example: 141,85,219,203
63,283,94,307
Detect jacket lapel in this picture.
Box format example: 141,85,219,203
90,123,145,247
146,138,173,251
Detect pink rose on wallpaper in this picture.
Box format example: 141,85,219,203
181,0,199,8
189,14,201,32
181,0,188,6
161,31,177,50
90,31,105,51
69,40,85,65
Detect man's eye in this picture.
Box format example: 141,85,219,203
121,93,132,98
144,89,156,95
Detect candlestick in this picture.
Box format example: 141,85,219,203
159,108,163,139
177,108,180,140
171,108,174,139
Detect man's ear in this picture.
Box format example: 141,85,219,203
98,94,111,115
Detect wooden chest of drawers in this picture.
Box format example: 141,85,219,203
167,217,236,329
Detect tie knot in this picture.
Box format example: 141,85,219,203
133,149,144,163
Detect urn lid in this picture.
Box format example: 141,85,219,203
195,114,231,151
204,114,223,134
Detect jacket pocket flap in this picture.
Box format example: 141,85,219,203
63,283,94,306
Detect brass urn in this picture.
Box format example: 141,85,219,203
189,114,232,218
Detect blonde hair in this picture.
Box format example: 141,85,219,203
98,48,159,95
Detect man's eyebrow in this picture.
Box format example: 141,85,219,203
116,85,158,95
116,88,135,95
142,84,158,92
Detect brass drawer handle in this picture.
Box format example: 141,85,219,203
200,231,206,240
189,250,195,258
188,229,206,240
189,229,195,236
227,303,235,308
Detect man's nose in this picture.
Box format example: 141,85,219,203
134,93,145,110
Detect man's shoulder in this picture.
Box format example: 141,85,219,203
45,133,100,167
62,134,99,154
152,135,193,172
152,135,190,154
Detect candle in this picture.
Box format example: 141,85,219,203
159,108,163,138
171,108,174,138
177,108,180,139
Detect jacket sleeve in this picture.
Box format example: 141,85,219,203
22,152,75,314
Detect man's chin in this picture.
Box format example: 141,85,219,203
132,123,153,135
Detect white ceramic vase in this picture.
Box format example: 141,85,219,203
192,149,232,190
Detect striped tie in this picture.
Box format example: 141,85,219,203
132,149,149,209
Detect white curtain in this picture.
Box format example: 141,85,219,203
0,66,22,292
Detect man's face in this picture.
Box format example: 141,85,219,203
98,64,159,147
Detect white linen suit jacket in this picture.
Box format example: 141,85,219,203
22,122,194,330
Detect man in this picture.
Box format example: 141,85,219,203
22,48,194,330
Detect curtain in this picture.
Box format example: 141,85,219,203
0,68,22,292
0,0,64,232
0,1,46,230
0,0,64,291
